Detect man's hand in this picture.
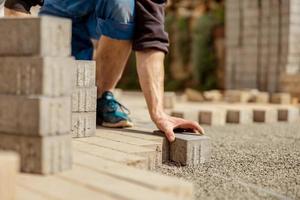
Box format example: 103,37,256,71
153,113,205,142
136,50,204,142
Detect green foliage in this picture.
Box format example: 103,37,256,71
117,53,141,90
176,16,191,65
117,3,225,92
192,3,224,91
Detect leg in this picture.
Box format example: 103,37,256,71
93,0,135,127
93,0,135,96
95,36,131,96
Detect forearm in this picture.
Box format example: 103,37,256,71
136,50,166,122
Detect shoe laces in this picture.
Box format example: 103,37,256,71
107,99,131,115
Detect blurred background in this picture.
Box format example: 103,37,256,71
119,0,300,100
120,0,225,91
1,0,298,99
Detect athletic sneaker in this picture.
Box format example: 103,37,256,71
97,91,133,128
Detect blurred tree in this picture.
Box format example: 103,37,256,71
118,0,225,92
191,0,224,90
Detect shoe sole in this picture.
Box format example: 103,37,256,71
102,120,134,128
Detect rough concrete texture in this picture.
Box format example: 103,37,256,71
171,110,198,121
199,108,226,126
0,57,75,96
0,2,3,17
72,112,96,138
0,95,71,136
156,123,300,200
254,92,270,103
277,106,299,122
72,87,97,112
121,92,300,200
0,133,72,174
253,108,278,123
203,90,223,102
170,133,211,166
226,108,253,124
0,151,19,200
0,17,71,56
74,60,96,88
224,90,253,103
271,93,292,104
164,92,176,109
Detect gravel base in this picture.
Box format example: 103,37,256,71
122,93,300,199
156,123,300,200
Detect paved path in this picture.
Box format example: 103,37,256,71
121,92,300,200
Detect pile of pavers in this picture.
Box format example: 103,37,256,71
169,89,300,126
226,0,300,95
71,60,97,138
0,1,4,17
0,16,74,174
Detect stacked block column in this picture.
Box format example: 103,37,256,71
0,16,73,174
71,61,97,138
226,0,300,94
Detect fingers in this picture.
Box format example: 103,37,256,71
177,121,205,135
164,128,176,142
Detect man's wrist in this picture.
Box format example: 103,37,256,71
150,109,166,122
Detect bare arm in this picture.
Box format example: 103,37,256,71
136,50,205,142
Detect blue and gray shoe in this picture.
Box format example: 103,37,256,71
97,91,133,128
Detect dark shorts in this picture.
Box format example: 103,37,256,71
39,0,135,60
133,0,169,54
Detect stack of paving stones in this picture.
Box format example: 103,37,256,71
226,0,300,95
0,16,73,174
71,61,96,138
0,151,19,200
0,1,3,17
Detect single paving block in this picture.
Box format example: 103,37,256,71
0,57,75,96
0,151,19,200
185,88,205,102
226,107,253,124
254,92,270,103
0,16,71,56
74,60,96,88
253,107,277,123
72,87,97,112
170,133,211,166
171,109,198,121
224,90,253,103
277,106,299,122
271,93,292,104
0,95,71,136
72,112,96,138
199,108,226,126
203,90,223,102
164,92,176,109
0,133,72,174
